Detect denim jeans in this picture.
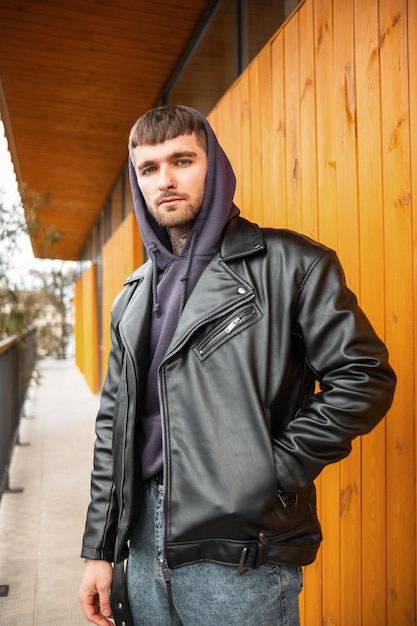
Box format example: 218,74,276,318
127,480,303,626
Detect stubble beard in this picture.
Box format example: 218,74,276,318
148,197,203,231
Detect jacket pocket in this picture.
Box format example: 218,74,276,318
193,304,261,360
270,483,321,542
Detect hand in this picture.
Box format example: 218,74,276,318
78,559,114,625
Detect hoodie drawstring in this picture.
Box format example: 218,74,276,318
149,231,199,321
148,241,162,318
178,230,198,319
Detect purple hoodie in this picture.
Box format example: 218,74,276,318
128,107,240,480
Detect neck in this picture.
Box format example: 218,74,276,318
168,229,190,256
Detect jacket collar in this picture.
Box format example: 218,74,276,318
123,216,265,287
123,259,151,286
220,216,265,260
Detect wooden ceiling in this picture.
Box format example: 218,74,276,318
0,0,211,260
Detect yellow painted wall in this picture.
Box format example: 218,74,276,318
208,0,415,623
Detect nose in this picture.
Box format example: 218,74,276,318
158,166,175,190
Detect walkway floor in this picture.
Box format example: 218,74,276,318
0,358,100,626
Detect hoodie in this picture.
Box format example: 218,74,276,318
128,107,240,480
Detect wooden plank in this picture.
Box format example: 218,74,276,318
102,212,143,370
313,0,338,250
82,264,99,394
237,71,254,221
409,0,417,617
303,475,323,626
299,0,319,241
231,81,244,208
379,1,415,624
319,463,341,626
257,46,274,227
298,3,322,623
313,0,340,621
354,1,387,623
333,2,362,622
284,12,302,232
271,31,288,228
333,0,359,284
73,278,84,373
248,58,264,225
209,90,240,193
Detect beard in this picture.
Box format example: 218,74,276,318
147,193,203,230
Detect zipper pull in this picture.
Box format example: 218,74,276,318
278,492,288,508
224,316,241,334
159,557,171,583
159,558,176,625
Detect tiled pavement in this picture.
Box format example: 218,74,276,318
0,358,100,625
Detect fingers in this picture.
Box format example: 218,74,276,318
80,593,113,626
78,560,114,626
97,585,113,623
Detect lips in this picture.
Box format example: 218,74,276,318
158,195,185,206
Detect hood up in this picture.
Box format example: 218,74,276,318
128,106,240,319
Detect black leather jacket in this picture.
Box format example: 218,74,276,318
81,217,396,570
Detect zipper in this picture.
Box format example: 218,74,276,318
165,291,255,363
111,338,137,562
157,291,255,564
197,305,257,356
160,556,171,582
159,557,176,625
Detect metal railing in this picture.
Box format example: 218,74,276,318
0,327,37,500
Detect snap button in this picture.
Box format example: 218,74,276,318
238,287,246,294
118,602,123,609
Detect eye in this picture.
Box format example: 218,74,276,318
141,166,156,176
176,158,191,166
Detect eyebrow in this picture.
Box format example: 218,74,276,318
137,150,198,172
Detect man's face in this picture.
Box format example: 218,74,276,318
132,132,208,231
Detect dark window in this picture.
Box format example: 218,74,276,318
164,0,301,115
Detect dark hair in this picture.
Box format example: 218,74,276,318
128,105,207,159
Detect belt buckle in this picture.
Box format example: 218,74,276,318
237,546,250,576
237,531,268,576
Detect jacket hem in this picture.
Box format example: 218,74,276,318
166,535,322,571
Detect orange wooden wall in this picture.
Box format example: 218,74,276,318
73,277,83,374
208,0,415,624
75,210,143,392
101,211,143,367
74,263,99,394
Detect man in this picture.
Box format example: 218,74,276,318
79,105,396,626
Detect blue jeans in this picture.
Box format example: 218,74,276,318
127,480,302,626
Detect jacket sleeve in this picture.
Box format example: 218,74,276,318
80,305,124,562
273,249,396,493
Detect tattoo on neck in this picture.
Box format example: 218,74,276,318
169,231,189,256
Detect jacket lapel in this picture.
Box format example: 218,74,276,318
166,218,264,356
119,262,153,364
